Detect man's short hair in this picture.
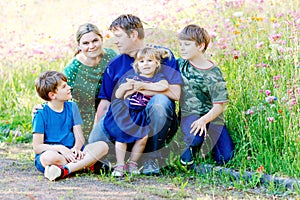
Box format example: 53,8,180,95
109,14,144,39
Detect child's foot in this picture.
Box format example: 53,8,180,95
44,165,69,181
126,160,140,175
111,164,125,177
89,160,112,174
180,147,194,166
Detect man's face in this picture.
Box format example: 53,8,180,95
112,27,135,54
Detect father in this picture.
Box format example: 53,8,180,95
89,14,182,175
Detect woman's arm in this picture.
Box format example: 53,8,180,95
94,99,111,124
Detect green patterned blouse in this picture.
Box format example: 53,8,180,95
63,48,117,139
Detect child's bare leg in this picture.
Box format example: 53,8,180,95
66,141,108,173
40,150,68,167
129,135,148,163
115,141,127,165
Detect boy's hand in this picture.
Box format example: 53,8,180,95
71,147,85,160
59,146,77,163
190,118,207,137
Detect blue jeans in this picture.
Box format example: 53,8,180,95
143,94,177,159
89,94,178,160
181,115,234,165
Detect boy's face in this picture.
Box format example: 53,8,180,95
112,27,135,54
79,32,103,58
179,40,200,60
53,81,72,101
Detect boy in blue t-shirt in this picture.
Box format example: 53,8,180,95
32,70,108,181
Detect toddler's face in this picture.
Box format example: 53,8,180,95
137,56,158,77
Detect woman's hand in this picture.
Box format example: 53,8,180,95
31,104,44,119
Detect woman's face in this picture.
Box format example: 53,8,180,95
78,32,103,58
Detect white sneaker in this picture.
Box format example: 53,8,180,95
111,164,125,177
44,165,62,181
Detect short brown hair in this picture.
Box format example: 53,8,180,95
109,14,144,39
133,47,170,74
178,24,210,53
35,71,67,101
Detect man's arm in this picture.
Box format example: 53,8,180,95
94,99,111,125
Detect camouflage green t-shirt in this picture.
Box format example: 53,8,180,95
63,48,117,139
177,58,228,125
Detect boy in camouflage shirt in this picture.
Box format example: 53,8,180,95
177,24,234,168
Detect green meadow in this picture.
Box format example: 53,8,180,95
0,0,299,192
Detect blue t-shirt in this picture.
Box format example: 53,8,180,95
99,47,183,101
32,101,83,148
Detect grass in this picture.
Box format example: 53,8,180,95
0,0,299,196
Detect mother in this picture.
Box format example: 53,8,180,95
63,23,117,139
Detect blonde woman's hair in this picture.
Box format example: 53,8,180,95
133,47,171,74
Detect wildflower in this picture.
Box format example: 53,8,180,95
278,109,283,114
273,75,281,81
256,63,270,67
233,30,241,35
209,31,217,39
103,30,112,39
265,90,271,96
233,11,243,17
270,33,281,42
267,117,275,122
270,17,277,23
255,42,264,49
247,156,251,161
233,55,239,59
246,109,254,115
265,96,277,103
290,98,297,106
256,165,265,173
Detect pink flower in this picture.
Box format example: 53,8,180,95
246,109,255,115
265,96,277,103
265,90,271,96
290,99,297,106
273,75,281,81
255,42,264,49
267,117,275,122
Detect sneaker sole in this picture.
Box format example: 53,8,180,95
180,159,194,166
141,169,160,176
44,165,61,181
